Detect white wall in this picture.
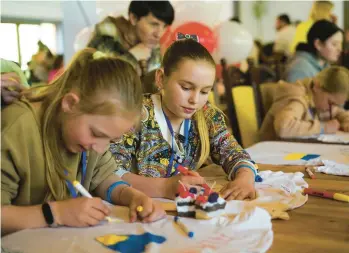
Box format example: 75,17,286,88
62,1,98,63
240,0,344,43
1,0,62,21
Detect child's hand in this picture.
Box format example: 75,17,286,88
1,72,26,105
324,119,340,133
50,197,110,227
128,190,166,223
165,174,206,199
220,169,256,201
341,123,349,132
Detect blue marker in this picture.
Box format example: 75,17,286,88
174,216,194,238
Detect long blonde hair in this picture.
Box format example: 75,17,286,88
23,48,143,201
310,1,333,21
162,39,216,169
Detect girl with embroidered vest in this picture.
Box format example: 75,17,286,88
110,39,258,201
1,49,166,235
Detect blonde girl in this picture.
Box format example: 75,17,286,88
1,48,165,235
110,39,257,200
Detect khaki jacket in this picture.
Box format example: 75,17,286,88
259,78,349,141
1,100,117,205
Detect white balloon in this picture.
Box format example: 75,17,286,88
216,21,254,65
172,1,225,29
74,27,93,52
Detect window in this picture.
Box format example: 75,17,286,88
0,22,57,69
0,23,19,63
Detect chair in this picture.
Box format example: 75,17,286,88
255,82,278,121
221,59,261,148
231,86,260,148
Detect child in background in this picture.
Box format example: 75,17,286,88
1,48,165,236
260,66,349,141
110,39,257,201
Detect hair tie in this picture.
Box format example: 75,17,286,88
176,32,199,42
93,51,107,60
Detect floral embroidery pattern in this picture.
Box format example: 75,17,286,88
110,94,253,177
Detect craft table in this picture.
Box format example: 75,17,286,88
2,164,349,253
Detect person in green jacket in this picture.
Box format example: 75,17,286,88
1,49,165,236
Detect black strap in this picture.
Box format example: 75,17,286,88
42,203,54,225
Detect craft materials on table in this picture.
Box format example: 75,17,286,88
305,167,316,179
2,171,310,253
284,153,320,161
314,160,349,176
175,182,227,220
303,188,349,203
173,216,194,238
1,203,273,253
167,170,309,221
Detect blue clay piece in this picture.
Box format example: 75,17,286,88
189,187,197,194
208,192,219,203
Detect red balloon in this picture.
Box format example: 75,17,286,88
164,22,217,53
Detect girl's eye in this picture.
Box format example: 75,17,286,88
181,86,190,91
201,91,209,95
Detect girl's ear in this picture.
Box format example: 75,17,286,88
155,68,165,91
61,92,80,113
313,38,323,52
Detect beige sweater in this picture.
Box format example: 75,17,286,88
259,78,349,141
1,101,117,205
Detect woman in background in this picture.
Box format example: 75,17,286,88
284,19,342,83
289,0,334,55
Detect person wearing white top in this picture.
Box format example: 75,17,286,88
273,14,296,57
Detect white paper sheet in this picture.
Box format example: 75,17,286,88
246,142,349,166
284,131,349,144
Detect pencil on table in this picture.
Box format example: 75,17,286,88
303,188,349,203
305,167,316,179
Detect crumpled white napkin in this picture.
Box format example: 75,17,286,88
314,160,349,176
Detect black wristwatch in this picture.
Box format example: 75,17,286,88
42,203,58,227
